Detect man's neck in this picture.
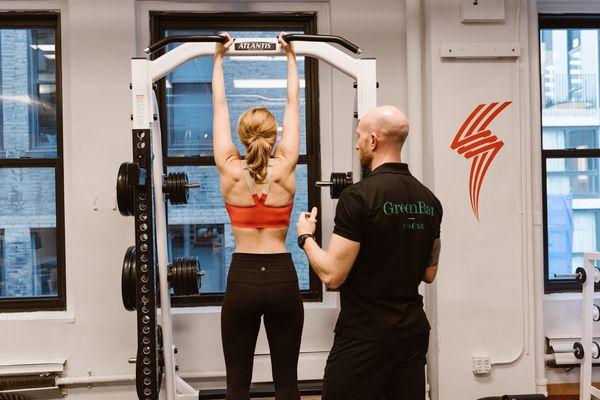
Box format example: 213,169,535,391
370,152,402,171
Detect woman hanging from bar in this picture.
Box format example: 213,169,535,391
212,32,303,400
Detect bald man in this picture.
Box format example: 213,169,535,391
296,105,442,400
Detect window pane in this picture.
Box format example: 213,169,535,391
0,28,57,158
167,164,310,293
541,28,600,149
0,168,58,297
164,29,307,157
546,157,600,280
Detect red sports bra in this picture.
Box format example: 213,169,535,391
225,160,293,229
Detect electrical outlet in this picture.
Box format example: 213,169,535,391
472,355,492,374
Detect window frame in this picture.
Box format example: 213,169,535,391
540,14,600,293
151,12,323,306
0,12,65,312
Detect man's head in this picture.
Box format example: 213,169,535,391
355,105,409,169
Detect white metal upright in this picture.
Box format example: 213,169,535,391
580,252,600,400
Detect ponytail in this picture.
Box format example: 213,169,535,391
245,137,271,183
237,107,278,183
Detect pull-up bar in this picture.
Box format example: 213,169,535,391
145,33,362,56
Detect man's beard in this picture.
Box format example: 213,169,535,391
359,144,373,168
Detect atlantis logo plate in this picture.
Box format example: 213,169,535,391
234,42,276,51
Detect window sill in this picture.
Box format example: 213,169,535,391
0,310,74,322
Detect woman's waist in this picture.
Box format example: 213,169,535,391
231,227,289,250
228,253,298,283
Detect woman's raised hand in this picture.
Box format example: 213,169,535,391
216,32,235,58
278,32,294,56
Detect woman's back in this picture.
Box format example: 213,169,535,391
222,157,296,253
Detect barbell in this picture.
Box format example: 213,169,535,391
316,171,353,199
121,247,204,311
116,163,200,216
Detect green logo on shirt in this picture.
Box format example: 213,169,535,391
383,201,435,216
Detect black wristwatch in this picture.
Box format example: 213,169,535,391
297,233,315,250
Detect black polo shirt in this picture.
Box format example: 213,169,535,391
332,162,442,341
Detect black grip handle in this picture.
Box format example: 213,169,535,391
145,35,228,55
282,34,361,55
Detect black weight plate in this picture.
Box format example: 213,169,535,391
121,246,136,311
188,258,195,295
183,173,190,203
116,162,135,216
157,325,164,392
181,260,188,295
171,258,181,296
191,258,200,294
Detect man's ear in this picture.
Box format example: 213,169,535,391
370,132,378,150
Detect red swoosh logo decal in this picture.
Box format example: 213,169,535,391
452,101,511,220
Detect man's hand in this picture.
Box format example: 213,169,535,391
278,31,295,55
297,207,318,236
216,32,235,58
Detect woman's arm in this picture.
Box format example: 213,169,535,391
212,33,239,172
274,32,300,166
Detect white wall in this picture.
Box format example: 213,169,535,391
0,1,408,399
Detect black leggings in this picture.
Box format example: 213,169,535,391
221,253,304,400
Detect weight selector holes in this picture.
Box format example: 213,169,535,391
140,234,148,242
143,346,151,355
143,357,151,365
143,367,151,375
144,388,151,396
142,326,150,334
142,315,150,324
140,244,148,252
140,264,148,273
141,295,149,304
139,214,147,221
142,306,149,314
140,223,148,231
139,203,147,211
144,377,152,386
140,254,148,262
143,336,150,344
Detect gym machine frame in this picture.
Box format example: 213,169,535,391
551,253,600,400
124,33,377,400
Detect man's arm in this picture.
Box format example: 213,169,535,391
303,234,360,290
423,238,441,284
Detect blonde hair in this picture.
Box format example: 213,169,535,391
237,107,278,184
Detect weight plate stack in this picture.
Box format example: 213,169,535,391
121,246,137,311
330,172,353,199
168,257,201,296
164,172,189,205
116,162,135,216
